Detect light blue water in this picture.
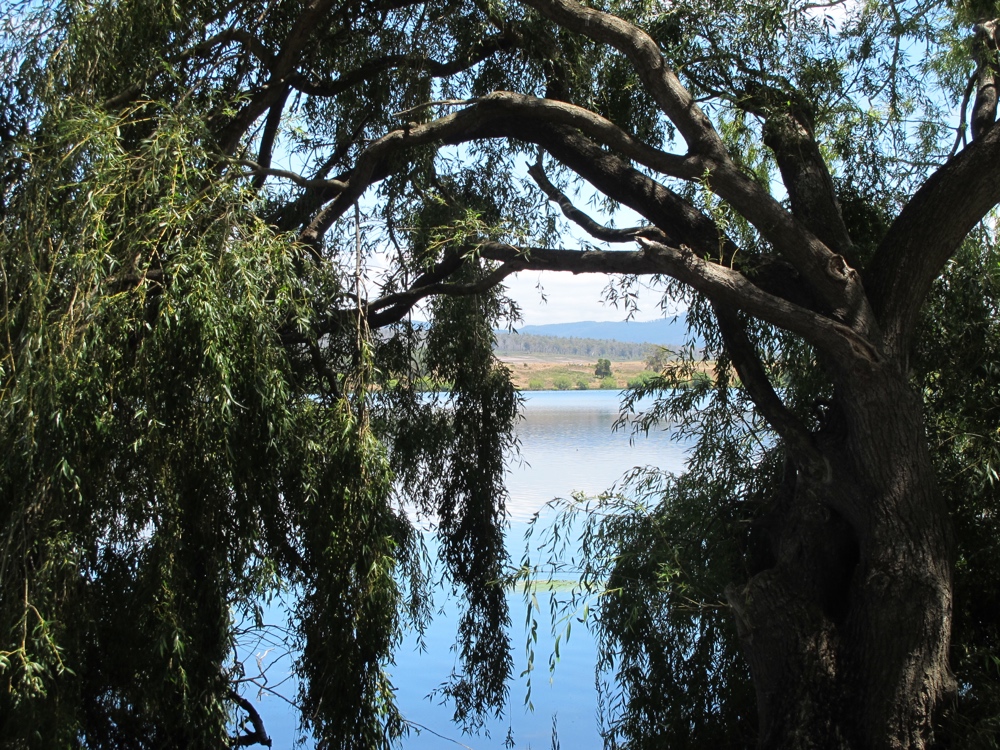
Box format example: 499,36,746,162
238,390,689,748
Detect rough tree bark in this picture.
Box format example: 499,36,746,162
726,357,955,749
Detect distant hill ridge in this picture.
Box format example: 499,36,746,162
494,332,653,360
494,319,693,361
516,318,689,344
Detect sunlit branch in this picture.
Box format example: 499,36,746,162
518,0,725,156
528,159,646,243
233,159,348,191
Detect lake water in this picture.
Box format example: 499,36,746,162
245,390,690,748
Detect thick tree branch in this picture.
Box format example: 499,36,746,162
292,90,866,334
517,0,871,320
476,241,879,365
865,121,1000,359
518,0,725,156
530,124,735,255
229,691,272,747
367,264,519,328
534,124,867,328
296,93,703,247
305,235,866,367
762,111,856,261
703,162,871,328
713,302,820,464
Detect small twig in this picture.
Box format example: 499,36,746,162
402,719,479,749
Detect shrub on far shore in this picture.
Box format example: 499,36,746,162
627,371,659,389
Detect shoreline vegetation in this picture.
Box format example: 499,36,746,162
407,355,715,392
497,356,712,391
400,332,715,391
492,331,712,391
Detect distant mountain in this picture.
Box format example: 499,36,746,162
494,332,653,360
516,318,692,345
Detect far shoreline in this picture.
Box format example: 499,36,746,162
496,355,713,391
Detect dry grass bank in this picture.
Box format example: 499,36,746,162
497,356,715,391
499,358,647,390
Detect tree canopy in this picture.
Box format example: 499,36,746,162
2,0,1000,748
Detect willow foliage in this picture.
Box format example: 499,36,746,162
5,0,1000,747
0,103,405,747
0,6,518,745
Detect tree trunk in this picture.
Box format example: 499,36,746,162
728,362,955,749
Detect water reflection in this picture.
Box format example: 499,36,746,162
507,390,689,524
240,390,691,749
396,391,690,749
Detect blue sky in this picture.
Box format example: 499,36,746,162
503,267,676,326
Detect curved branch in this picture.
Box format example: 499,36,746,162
233,159,348,191
270,116,374,231
520,0,871,321
308,233,874,376
477,241,879,367
229,690,272,748
518,0,725,156
527,159,645,242
865,121,1000,360
289,36,515,97
292,89,865,333
387,96,857,317
297,93,703,247
367,264,519,327
713,302,820,464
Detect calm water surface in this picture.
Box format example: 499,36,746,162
249,390,690,748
